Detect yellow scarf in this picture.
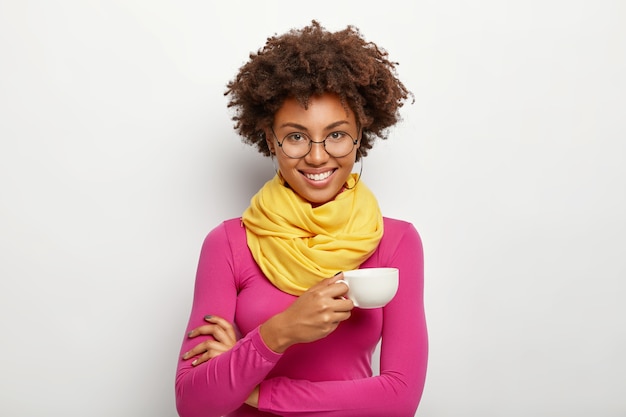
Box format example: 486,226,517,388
242,173,384,295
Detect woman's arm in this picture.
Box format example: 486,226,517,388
257,223,428,417
175,223,282,417
175,221,355,417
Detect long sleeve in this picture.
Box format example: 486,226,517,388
175,223,282,417
257,221,428,416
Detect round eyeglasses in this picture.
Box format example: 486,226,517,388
271,128,359,159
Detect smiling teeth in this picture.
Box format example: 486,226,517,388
305,171,332,181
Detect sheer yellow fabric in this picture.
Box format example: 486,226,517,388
242,174,383,295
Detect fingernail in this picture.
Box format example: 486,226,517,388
187,331,193,337
191,359,198,366
182,352,188,359
333,271,342,276
204,315,212,320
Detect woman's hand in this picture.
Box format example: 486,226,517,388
260,274,353,353
182,315,237,366
245,385,260,408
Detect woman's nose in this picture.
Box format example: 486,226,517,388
305,140,330,165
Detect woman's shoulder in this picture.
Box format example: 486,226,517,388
201,217,246,247
381,217,423,249
361,217,423,268
382,216,420,235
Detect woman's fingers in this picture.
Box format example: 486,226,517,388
187,315,236,343
182,339,218,360
188,323,231,344
183,339,232,366
333,298,354,313
182,315,238,365
276,275,354,344
316,279,352,309
204,315,237,342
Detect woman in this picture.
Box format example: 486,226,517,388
176,21,427,417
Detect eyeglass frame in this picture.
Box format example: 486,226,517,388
270,125,361,159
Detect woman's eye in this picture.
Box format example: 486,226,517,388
328,131,346,140
286,133,306,142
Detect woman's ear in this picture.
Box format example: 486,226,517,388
265,130,276,155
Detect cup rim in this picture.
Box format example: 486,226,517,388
342,267,399,277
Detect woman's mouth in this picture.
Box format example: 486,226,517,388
303,170,334,181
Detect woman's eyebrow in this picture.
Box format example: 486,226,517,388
277,120,350,131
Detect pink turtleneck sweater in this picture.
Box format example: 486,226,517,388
175,217,428,416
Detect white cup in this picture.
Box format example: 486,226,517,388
337,267,399,308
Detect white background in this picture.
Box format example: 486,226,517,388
1,1,625,416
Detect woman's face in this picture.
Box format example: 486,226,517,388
267,93,360,205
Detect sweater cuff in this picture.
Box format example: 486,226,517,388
250,326,283,363
257,377,277,413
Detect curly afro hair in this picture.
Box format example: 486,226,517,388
224,20,412,158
